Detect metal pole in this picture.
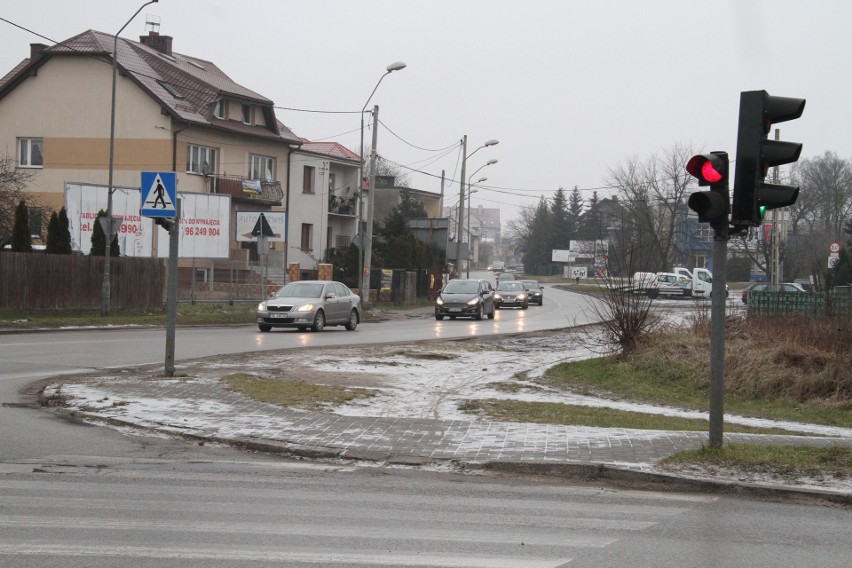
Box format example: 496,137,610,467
456,136,467,278
361,105,379,309
708,157,729,448
165,198,180,377
102,0,158,317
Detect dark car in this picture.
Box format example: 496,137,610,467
521,280,543,305
496,272,515,285
435,279,495,321
494,281,529,309
741,282,808,304
257,280,360,332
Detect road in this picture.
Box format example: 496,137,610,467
2,457,850,567
2,277,849,566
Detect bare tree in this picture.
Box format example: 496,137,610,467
607,143,698,271
0,155,36,245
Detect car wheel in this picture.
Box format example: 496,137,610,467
474,304,483,321
539,299,543,306
345,309,359,331
311,310,325,332
487,305,495,319
435,313,444,321
522,302,528,310
258,324,272,332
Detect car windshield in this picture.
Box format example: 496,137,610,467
522,281,541,290
274,282,324,298
497,282,525,291
443,281,479,294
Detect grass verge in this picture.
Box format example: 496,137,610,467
0,304,257,329
458,399,813,435
221,373,375,412
661,444,852,479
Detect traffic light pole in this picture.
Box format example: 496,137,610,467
709,222,728,448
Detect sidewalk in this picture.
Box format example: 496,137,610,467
49,362,852,504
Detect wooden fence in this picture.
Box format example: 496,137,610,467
0,252,164,311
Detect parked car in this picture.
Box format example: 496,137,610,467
435,279,495,320
521,280,544,305
257,280,360,332
496,272,516,285
494,281,529,309
741,282,808,304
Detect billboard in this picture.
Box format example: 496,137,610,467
65,183,231,258
65,183,152,257
235,210,287,242
157,192,231,258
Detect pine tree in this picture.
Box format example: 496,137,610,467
11,199,32,252
90,209,119,256
549,187,571,251
45,211,61,253
57,207,72,253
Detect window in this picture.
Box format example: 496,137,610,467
157,80,184,99
300,223,313,251
213,100,226,119
187,144,216,175
249,154,275,181
303,166,315,193
241,103,252,125
19,138,43,168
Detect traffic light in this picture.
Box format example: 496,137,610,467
686,151,729,232
154,217,175,232
731,90,805,226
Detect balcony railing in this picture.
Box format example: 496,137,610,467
328,195,357,216
209,175,283,205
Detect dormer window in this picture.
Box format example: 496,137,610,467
157,80,184,99
213,100,226,119
241,103,252,125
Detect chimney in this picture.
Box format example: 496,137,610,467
30,43,48,61
140,31,173,56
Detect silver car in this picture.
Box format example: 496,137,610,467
257,280,360,332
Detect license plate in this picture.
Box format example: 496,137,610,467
449,308,462,312
269,313,290,319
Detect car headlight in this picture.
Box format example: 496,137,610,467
293,303,315,313
436,297,444,306
258,302,267,311
466,297,480,306
517,293,526,300
494,294,503,301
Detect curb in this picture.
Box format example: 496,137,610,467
56,408,852,508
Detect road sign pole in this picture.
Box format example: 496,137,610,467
165,198,180,377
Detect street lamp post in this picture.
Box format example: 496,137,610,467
465,175,487,278
358,62,406,307
102,0,159,316
456,138,498,278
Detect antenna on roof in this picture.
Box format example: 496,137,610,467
145,15,161,34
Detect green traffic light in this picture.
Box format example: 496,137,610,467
759,205,767,219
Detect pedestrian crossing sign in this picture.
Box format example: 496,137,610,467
141,171,177,218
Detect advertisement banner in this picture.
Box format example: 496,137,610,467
159,193,231,259
65,183,231,258
64,183,152,257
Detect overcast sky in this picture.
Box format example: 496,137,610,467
3,0,850,224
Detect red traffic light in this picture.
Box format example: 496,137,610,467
686,154,727,186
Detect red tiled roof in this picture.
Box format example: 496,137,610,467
299,141,361,162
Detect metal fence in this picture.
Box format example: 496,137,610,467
748,290,852,318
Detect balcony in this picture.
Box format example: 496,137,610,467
328,195,357,217
210,175,283,205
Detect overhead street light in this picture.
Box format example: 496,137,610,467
358,61,406,308
102,0,159,316
456,138,498,277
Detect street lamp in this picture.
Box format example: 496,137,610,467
102,0,159,316
358,61,406,307
456,138,498,277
